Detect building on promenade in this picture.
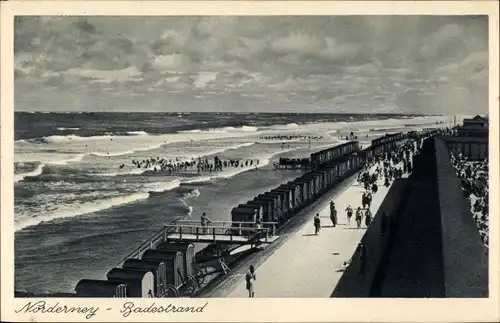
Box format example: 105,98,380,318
440,115,489,161
457,115,488,137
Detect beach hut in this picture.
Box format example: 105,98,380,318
256,194,279,222
306,172,320,196
272,187,293,218
321,169,329,191
323,165,335,188
301,174,319,198
250,197,274,222
310,151,320,168
349,155,358,172
313,171,324,194
340,144,346,156
302,175,315,198
106,268,154,298
157,242,195,278
264,191,284,223
285,181,305,209
322,166,332,189
332,145,340,158
75,279,127,298
290,182,303,205
122,258,166,297
278,184,298,210
270,189,290,213
340,160,348,177
314,170,328,193
280,186,294,208
231,206,259,222
142,249,184,289
246,199,269,222
356,154,364,170
330,165,339,186
293,177,312,204
237,203,263,221
260,192,281,214
334,164,341,179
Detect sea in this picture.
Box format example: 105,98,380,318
13,112,449,293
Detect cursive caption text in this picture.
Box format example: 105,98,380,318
15,301,100,319
15,300,209,319
121,301,208,317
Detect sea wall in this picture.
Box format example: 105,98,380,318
331,136,489,298
435,137,488,297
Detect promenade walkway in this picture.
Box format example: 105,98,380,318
225,162,400,298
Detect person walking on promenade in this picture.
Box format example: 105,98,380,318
345,205,353,225
330,201,338,227
246,265,256,298
201,212,211,234
314,213,321,235
355,207,363,229
358,242,367,274
365,208,372,228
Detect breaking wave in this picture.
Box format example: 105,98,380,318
126,131,149,136
15,180,183,231
34,135,113,143
57,127,80,131
14,163,46,183
88,142,167,158
46,154,85,166
180,125,258,134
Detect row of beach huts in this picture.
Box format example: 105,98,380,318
71,130,440,299
230,133,406,228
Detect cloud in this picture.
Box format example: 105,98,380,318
151,54,186,71
65,66,143,83
14,16,489,114
270,33,324,54
194,71,218,88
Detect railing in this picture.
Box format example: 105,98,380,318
177,220,278,235
116,220,278,266
116,220,180,266
164,223,275,243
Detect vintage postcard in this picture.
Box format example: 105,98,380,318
1,1,499,322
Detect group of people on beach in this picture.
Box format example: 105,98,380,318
119,156,260,174
259,134,323,141
451,153,489,249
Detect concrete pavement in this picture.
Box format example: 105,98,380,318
225,163,397,298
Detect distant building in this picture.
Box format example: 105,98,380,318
442,115,489,160
457,115,488,137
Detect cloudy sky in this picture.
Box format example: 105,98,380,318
14,16,488,114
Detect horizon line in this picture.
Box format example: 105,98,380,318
14,110,441,115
